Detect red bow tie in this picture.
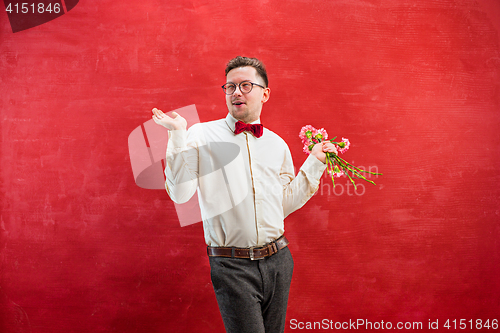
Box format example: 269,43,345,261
234,121,264,138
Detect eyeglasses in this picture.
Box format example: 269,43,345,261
221,81,266,95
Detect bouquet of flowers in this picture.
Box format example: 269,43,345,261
299,125,381,190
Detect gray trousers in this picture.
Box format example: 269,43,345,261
209,247,294,333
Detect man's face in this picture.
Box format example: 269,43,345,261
225,66,270,124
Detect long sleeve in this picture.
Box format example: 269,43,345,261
164,126,201,204
281,149,327,218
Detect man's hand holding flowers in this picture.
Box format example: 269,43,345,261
311,142,338,164
299,125,382,190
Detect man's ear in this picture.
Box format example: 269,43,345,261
261,87,271,104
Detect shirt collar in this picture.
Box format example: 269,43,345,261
225,113,261,132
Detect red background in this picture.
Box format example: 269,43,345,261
1,0,499,332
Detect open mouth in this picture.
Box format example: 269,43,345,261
233,100,245,106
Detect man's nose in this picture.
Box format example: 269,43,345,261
232,85,243,96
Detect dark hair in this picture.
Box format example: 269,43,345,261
225,56,268,87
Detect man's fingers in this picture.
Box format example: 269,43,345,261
152,108,167,117
322,142,338,154
152,109,183,120
151,109,186,130
152,108,170,119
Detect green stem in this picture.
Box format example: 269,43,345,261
322,146,382,188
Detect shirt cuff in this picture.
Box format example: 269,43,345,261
301,154,327,179
168,129,187,149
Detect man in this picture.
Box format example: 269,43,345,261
152,56,336,333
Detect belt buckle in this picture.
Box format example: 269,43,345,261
249,246,264,260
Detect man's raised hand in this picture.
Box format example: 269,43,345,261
152,108,187,131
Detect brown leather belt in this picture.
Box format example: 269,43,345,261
207,235,289,260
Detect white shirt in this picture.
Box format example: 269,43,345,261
165,113,326,247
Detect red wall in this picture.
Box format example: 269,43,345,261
1,0,499,332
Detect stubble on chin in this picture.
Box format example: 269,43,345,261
229,107,249,122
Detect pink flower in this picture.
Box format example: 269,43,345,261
327,169,344,178
303,145,311,155
313,128,328,142
328,164,344,178
299,125,316,145
338,137,350,154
